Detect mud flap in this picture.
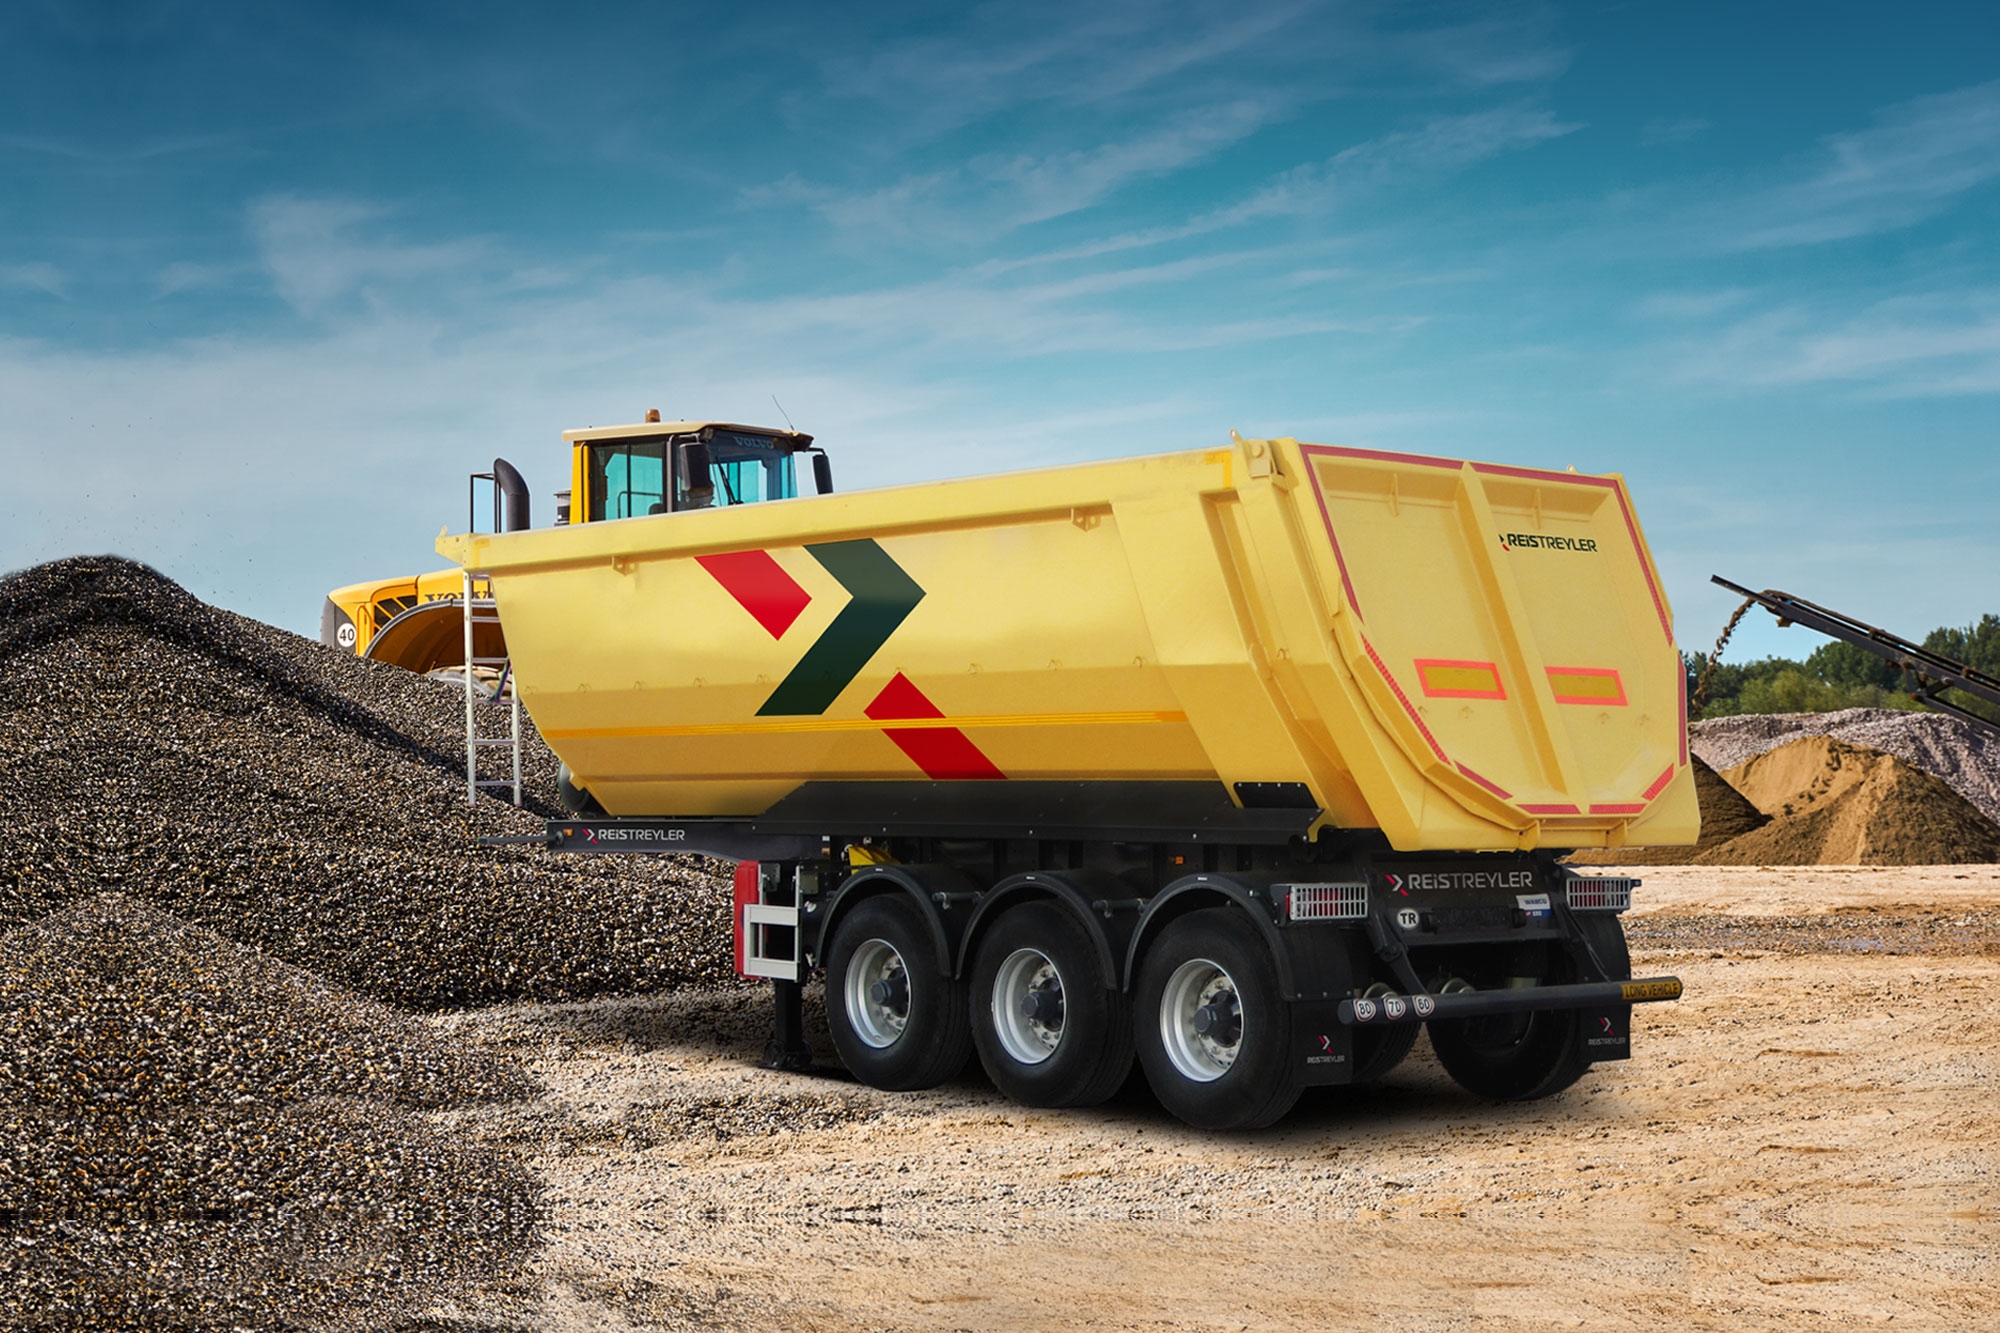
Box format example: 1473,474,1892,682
1290,1000,1355,1086
1582,1004,1632,1062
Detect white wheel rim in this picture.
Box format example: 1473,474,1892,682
992,947,1065,1066
846,937,909,1049
1160,957,1242,1083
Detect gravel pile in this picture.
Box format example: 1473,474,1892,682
1693,708,2000,826
0,894,541,1331
0,557,735,1009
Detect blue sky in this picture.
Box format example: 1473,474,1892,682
2,2,1996,662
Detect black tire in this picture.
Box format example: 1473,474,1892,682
1427,916,1630,1102
1350,1010,1421,1083
1133,908,1299,1130
825,896,971,1091
970,901,1133,1108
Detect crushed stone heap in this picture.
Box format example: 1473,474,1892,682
0,557,734,1009
1693,707,2000,826
0,895,541,1332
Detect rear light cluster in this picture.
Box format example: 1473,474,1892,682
1565,875,1636,913
1284,881,1369,921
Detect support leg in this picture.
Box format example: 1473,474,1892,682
762,977,814,1071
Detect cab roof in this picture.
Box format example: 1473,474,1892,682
562,420,814,448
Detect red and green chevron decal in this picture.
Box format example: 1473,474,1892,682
697,540,1004,780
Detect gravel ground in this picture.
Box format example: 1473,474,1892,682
1693,709,2000,825
0,895,543,1331
0,557,736,1010
430,866,2000,1333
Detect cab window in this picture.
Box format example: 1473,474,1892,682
587,437,671,520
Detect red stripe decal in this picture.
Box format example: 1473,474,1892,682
1520,803,1581,815
1362,635,1447,761
1455,762,1512,800
1300,445,1364,618
864,673,1004,780
1641,764,1675,801
1590,803,1647,815
697,550,813,639
1678,674,1689,767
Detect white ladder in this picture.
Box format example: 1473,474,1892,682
462,568,522,806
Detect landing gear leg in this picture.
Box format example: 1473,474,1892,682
763,977,815,1071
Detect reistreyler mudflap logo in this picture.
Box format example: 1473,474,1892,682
697,540,1003,780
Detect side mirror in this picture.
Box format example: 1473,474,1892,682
679,440,715,507
811,451,834,495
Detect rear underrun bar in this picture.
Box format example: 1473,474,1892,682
1337,976,1683,1026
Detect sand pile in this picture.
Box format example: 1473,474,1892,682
1582,736,2000,866
1693,708,2000,826
1708,736,2000,865
0,557,735,1009
0,895,541,1330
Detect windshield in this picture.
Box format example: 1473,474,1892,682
688,431,797,509
586,430,797,521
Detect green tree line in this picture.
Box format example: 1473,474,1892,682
1684,613,2000,723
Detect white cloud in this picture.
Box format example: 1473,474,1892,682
0,262,65,296
249,196,495,315
1668,290,2000,396
1727,80,2000,249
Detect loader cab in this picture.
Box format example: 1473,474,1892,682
567,420,826,525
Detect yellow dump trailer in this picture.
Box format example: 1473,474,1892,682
443,426,1688,1129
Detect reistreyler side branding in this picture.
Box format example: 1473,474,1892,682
1500,532,1598,553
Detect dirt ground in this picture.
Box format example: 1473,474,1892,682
434,866,2000,1332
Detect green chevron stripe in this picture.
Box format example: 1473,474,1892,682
757,539,924,716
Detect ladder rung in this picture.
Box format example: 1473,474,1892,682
472,779,521,789
466,656,511,666
470,738,519,747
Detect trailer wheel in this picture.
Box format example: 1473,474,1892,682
1134,908,1299,1130
825,897,971,1091
970,902,1133,1108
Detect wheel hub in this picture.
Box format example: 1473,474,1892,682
1160,958,1244,1083
845,938,911,1049
992,948,1066,1066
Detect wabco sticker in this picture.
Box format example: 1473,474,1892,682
1352,998,1378,1023
1413,995,1436,1018
1515,893,1552,916
1383,996,1408,1021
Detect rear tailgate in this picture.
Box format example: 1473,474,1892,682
1297,446,1689,841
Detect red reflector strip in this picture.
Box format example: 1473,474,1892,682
1520,803,1581,815
1416,658,1506,700
1364,635,1448,761
1641,764,1675,800
1454,761,1512,799
1589,803,1647,815
1545,666,1626,706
